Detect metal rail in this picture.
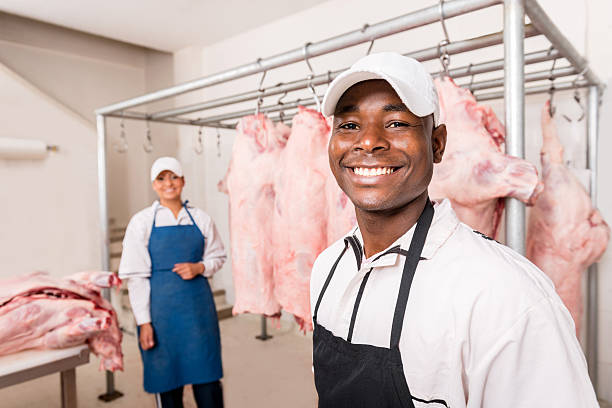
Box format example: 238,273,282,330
151,25,538,121
96,0,501,115
504,0,526,255
475,78,589,101
525,0,602,89
586,85,600,391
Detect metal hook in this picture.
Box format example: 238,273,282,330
303,42,316,77
194,126,204,155
437,40,451,78
255,58,267,115
561,69,588,122
277,91,288,123
466,63,475,90
437,0,452,78
303,42,321,112
438,0,451,44
143,120,153,153
216,128,221,158
114,113,128,153
308,76,321,112
547,57,558,117
361,24,375,55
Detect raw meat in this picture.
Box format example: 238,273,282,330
224,114,290,317
325,178,356,244
526,101,609,335
273,106,331,331
0,271,123,371
429,77,543,238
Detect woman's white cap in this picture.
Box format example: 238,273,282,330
322,52,440,125
150,157,183,181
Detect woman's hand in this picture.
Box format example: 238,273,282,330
139,323,155,350
173,262,205,280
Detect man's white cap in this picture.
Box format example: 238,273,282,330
322,52,440,125
150,157,183,181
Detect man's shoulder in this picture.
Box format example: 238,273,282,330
438,221,557,306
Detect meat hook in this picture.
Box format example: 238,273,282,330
143,120,153,153
303,42,322,112
194,126,204,155
361,24,375,55
113,112,128,153
255,58,267,115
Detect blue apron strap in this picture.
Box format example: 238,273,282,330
183,200,198,225
152,205,160,228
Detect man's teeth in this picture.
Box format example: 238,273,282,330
352,167,395,176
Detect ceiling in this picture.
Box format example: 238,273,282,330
0,0,329,52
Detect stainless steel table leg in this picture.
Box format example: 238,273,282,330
60,368,77,408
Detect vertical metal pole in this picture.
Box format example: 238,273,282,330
96,114,123,402
586,85,599,393
503,0,526,254
256,315,272,341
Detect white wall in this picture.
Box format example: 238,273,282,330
173,0,612,399
0,13,177,278
0,63,99,276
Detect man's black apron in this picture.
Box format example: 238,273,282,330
313,200,438,408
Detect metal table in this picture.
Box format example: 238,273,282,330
0,345,90,408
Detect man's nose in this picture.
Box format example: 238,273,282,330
354,126,389,153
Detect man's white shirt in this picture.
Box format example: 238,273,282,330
310,199,597,407
119,201,227,325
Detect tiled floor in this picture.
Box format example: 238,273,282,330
0,314,317,408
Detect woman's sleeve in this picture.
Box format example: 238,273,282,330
128,278,152,325
200,215,227,278
119,211,153,325
118,212,152,279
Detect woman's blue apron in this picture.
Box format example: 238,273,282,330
139,202,223,394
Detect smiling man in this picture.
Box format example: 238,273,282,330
310,53,597,408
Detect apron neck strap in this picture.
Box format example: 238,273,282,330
389,199,434,349
313,241,349,324
182,201,198,225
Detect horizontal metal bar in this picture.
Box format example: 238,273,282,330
525,0,602,88
195,63,570,125
475,78,590,101
441,47,559,79
105,111,235,129
463,65,576,91
96,0,502,115
151,23,536,120
194,97,322,125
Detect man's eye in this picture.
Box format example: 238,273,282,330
339,123,358,130
388,121,408,128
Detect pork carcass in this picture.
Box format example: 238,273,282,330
526,101,609,335
0,271,123,371
273,107,332,331
429,77,542,238
224,114,290,317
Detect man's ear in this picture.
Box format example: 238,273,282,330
431,124,447,164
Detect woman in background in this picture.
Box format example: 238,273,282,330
119,156,227,408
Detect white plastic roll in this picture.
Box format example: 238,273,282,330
0,137,50,160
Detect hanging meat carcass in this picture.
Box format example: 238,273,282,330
0,271,123,371
224,114,290,317
526,101,609,335
273,106,332,331
429,76,542,238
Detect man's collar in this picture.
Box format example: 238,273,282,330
346,199,459,270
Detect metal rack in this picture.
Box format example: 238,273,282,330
95,0,605,398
